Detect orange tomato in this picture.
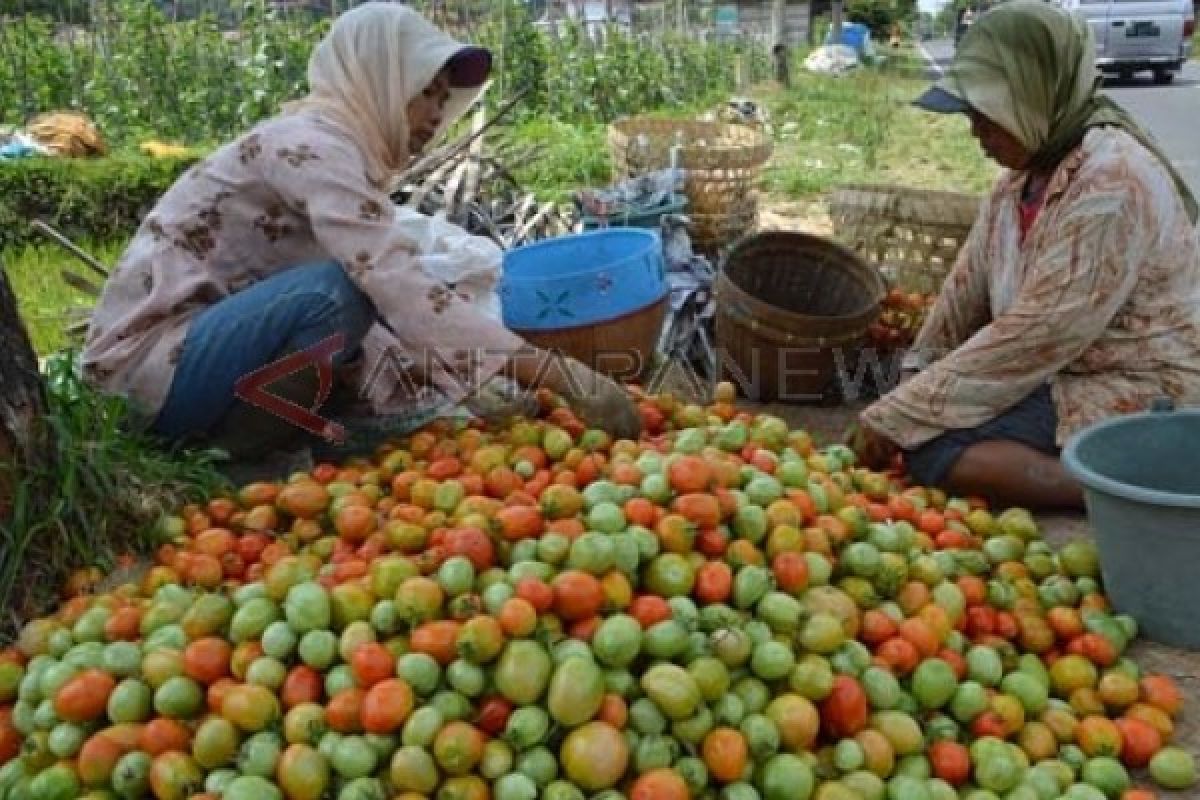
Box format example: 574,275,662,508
362,679,414,734
668,455,713,493
280,666,323,710
515,578,554,614
495,506,545,541
498,597,538,638
928,739,970,786
1115,716,1163,767
138,717,192,756
694,561,733,605
54,669,116,723
629,595,672,629
1140,675,1183,717
183,638,232,686
325,688,366,734
1078,715,1124,758
702,727,748,784
671,493,720,529
630,768,690,800
409,620,461,665
552,571,604,622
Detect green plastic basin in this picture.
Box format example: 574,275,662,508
1062,409,1200,650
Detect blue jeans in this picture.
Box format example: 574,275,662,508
152,261,375,442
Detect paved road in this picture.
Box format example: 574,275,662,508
919,38,1200,196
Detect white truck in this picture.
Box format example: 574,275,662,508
1061,0,1196,83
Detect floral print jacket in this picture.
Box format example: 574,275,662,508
862,128,1200,450
82,111,524,421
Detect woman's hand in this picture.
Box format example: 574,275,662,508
556,357,643,441
509,347,642,441
848,420,900,471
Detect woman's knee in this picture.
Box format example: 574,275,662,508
290,261,376,357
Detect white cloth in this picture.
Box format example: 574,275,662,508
396,208,504,321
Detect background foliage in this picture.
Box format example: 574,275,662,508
0,0,771,148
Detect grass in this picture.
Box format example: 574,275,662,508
1,354,226,636
757,67,997,202
2,239,128,355
500,116,613,203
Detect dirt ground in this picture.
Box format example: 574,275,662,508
750,401,1200,797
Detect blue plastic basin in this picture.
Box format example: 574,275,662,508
500,229,667,331
826,22,871,55
1062,409,1200,650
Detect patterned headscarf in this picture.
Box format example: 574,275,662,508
936,1,1196,221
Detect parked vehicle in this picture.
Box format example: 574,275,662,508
1060,0,1195,83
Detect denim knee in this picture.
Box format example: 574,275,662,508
292,261,375,361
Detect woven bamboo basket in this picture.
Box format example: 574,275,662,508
828,184,982,297
715,232,886,403
608,116,772,256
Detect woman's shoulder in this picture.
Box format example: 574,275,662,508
227,111,368,170
1077,128,1177,198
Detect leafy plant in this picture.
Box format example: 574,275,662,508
0,151,197,250
0,351,226,635
0,0,768,148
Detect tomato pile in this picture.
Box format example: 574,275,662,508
0,384,1195,800
867,289,937,351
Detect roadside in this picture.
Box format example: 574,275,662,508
755,49,996,236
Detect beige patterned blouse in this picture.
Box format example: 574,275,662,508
82,111,524,421
862,128,1200,450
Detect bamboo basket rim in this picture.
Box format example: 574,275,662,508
608,115,772,172
716,231,886,342
828,182,982,295
716,284,870,347
829,182,982,228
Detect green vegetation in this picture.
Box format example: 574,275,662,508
0,0,768,148
759,65,995,200
3,240,126,355
0,153,198,251
1,354,225,628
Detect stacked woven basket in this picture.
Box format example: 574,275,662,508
608,116,772,256
828,184,982,297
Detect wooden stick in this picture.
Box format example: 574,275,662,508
31,219,110,278
405,155,459,211
59,268,103,297
456,106,488,225
441,158,471,220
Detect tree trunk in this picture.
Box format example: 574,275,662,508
771,0,791,87
0,260,49,519
831,0,844,43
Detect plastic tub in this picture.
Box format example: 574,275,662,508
580,194,688,231
500,229,666,330
500,229,668,379
1062,408,1200,650
827,23,872,56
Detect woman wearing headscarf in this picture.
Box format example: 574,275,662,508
83,3,640,475
854,0,1200,509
